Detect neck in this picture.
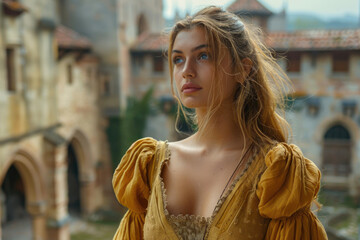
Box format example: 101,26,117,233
193,104,247,150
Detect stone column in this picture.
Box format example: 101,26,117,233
27,201,47,240
33,216,46,240
43,131,70,240
47,217,70,240
80,173,96,216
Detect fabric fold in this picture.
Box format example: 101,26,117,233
256,143,327,239
264,209,327,240
113,211,146,240
112,137,158,240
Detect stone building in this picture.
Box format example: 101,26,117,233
0,0,169,238
130,33,177,141
228,0,360,198
268,29,360,197
0,1,113,240
59,0,165,114
58,0,172,162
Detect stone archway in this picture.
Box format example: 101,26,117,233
322,124,352,176
67,130,95,216
1,165,30,240
0,150,46,240
1,165,28,223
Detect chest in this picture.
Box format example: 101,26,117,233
144,166,270,240
161,150,249,218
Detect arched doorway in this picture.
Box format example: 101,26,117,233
322,124,352,176
1,165,28,222
1,164,32,240
66,130,96,216
67,143,81,214
0,151,46,240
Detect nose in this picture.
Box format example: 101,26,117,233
182,59,196,79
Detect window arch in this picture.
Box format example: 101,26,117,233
322,124,352,176
324,124,351,140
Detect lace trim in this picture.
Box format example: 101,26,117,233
168,214,209,240
159,141,171,217
160,141,259,240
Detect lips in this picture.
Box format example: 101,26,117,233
181,82,202,93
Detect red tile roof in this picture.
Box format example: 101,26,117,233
55,25,92,50
2,0,28,16
227,0,272,15
267,29,360,51
130,32,168,52
131,29,360,52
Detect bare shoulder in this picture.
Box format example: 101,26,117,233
168,135,198,156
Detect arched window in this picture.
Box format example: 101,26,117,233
322,124,352,176
67,143,81,214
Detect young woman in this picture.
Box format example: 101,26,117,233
112,6,327,240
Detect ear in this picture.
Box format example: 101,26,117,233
241,58,253,78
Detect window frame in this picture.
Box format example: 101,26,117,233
6,47,17,92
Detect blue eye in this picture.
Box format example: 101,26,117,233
199,53,209,60
173,57,183,64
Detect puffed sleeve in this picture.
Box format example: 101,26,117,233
256,143,328,240
112,137,158,240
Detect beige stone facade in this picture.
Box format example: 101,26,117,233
282,49,360,197
59,0,165,114
118,0,165,108
229,1,360,198
0,1,112,240
1,0,168,238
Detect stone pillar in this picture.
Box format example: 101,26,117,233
43,131,69,240
47,217,70,240
27,201,47,240
33,215,46,240
80,174,96,216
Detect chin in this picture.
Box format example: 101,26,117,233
179,95,208,109
181,100,206,109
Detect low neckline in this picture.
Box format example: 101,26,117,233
158,141,259,238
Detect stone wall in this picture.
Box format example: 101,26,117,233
0,1,113,240
284,51,360,196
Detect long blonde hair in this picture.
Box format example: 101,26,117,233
168,6,291,147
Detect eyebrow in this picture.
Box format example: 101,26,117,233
172,44,209,54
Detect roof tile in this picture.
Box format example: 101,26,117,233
55,25,92,50
130,32,167,52
267,29,360,51
130,29,360,52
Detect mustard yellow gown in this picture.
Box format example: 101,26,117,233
112,137,328,239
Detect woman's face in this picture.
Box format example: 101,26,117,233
171,26,237,110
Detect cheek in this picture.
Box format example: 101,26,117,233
220,74,237,98
173,70,182,93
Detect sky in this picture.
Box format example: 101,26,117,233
163,0,359,20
